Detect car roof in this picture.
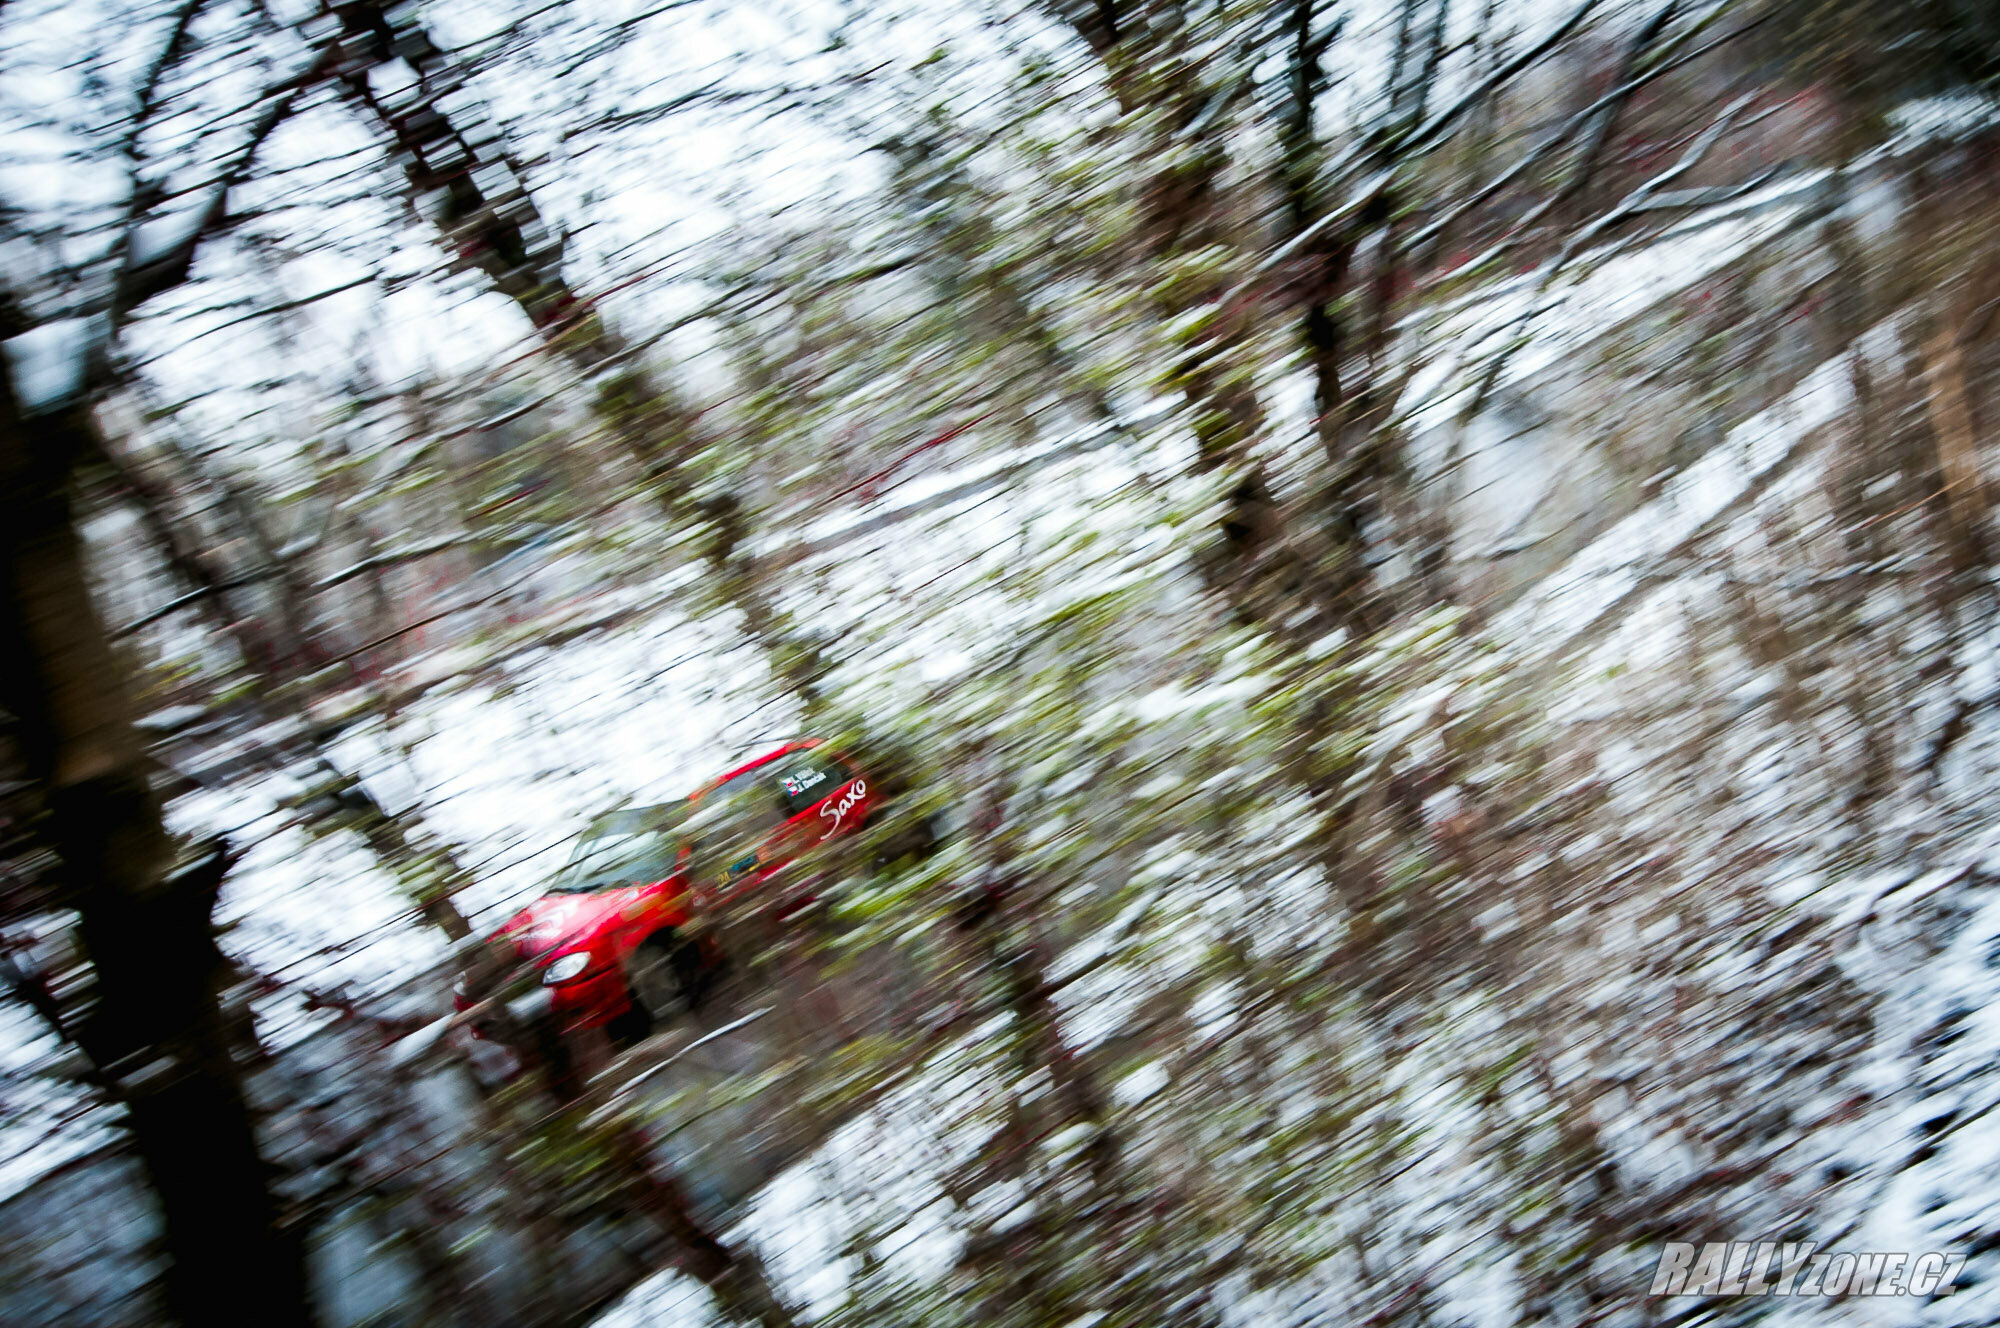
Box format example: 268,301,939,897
572,742,840,832
695,737,826,799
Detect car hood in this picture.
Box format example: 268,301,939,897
495,891,626,959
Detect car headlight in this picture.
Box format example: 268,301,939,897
541,952,591,985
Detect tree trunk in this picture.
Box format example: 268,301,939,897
1278,0,1390,638
0,388,311,1327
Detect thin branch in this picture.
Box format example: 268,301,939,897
1401,2,1760,262
564,82,790,137
113,574,268,637
1457,91,1761,420
314,538,478,592
1263,0,1604,276
553,0,705,78
1475,0,1683,250
1622,165,1781,213
128,273,382,369
120,0,211,171
1383,0,1426,129
108,47,334,340
1399,0,1603,159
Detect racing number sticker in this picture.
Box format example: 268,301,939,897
782,767,827,797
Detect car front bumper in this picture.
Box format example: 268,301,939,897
455,965,633,1037
542,965,633,1031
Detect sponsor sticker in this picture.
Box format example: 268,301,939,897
819,779,867,839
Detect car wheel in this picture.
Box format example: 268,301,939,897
625,929,703,1023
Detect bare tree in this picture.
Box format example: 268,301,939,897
0,389,310,1325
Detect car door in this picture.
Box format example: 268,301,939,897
684,770,796,909
686,746,871,910
764,746,870,866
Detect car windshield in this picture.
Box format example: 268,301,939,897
546,805,685,892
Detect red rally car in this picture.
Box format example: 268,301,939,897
461,739,874,1041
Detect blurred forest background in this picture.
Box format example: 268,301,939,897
5,0,2000,1325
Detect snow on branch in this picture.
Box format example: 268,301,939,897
314,538,476,592
2,44,337,419
1454,90,1764,421
1401,0,1748,262
1265,0,1612,274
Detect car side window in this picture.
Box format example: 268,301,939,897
771,751,854,816
686,773,786,882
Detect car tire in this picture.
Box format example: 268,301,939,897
625,929,706,1026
